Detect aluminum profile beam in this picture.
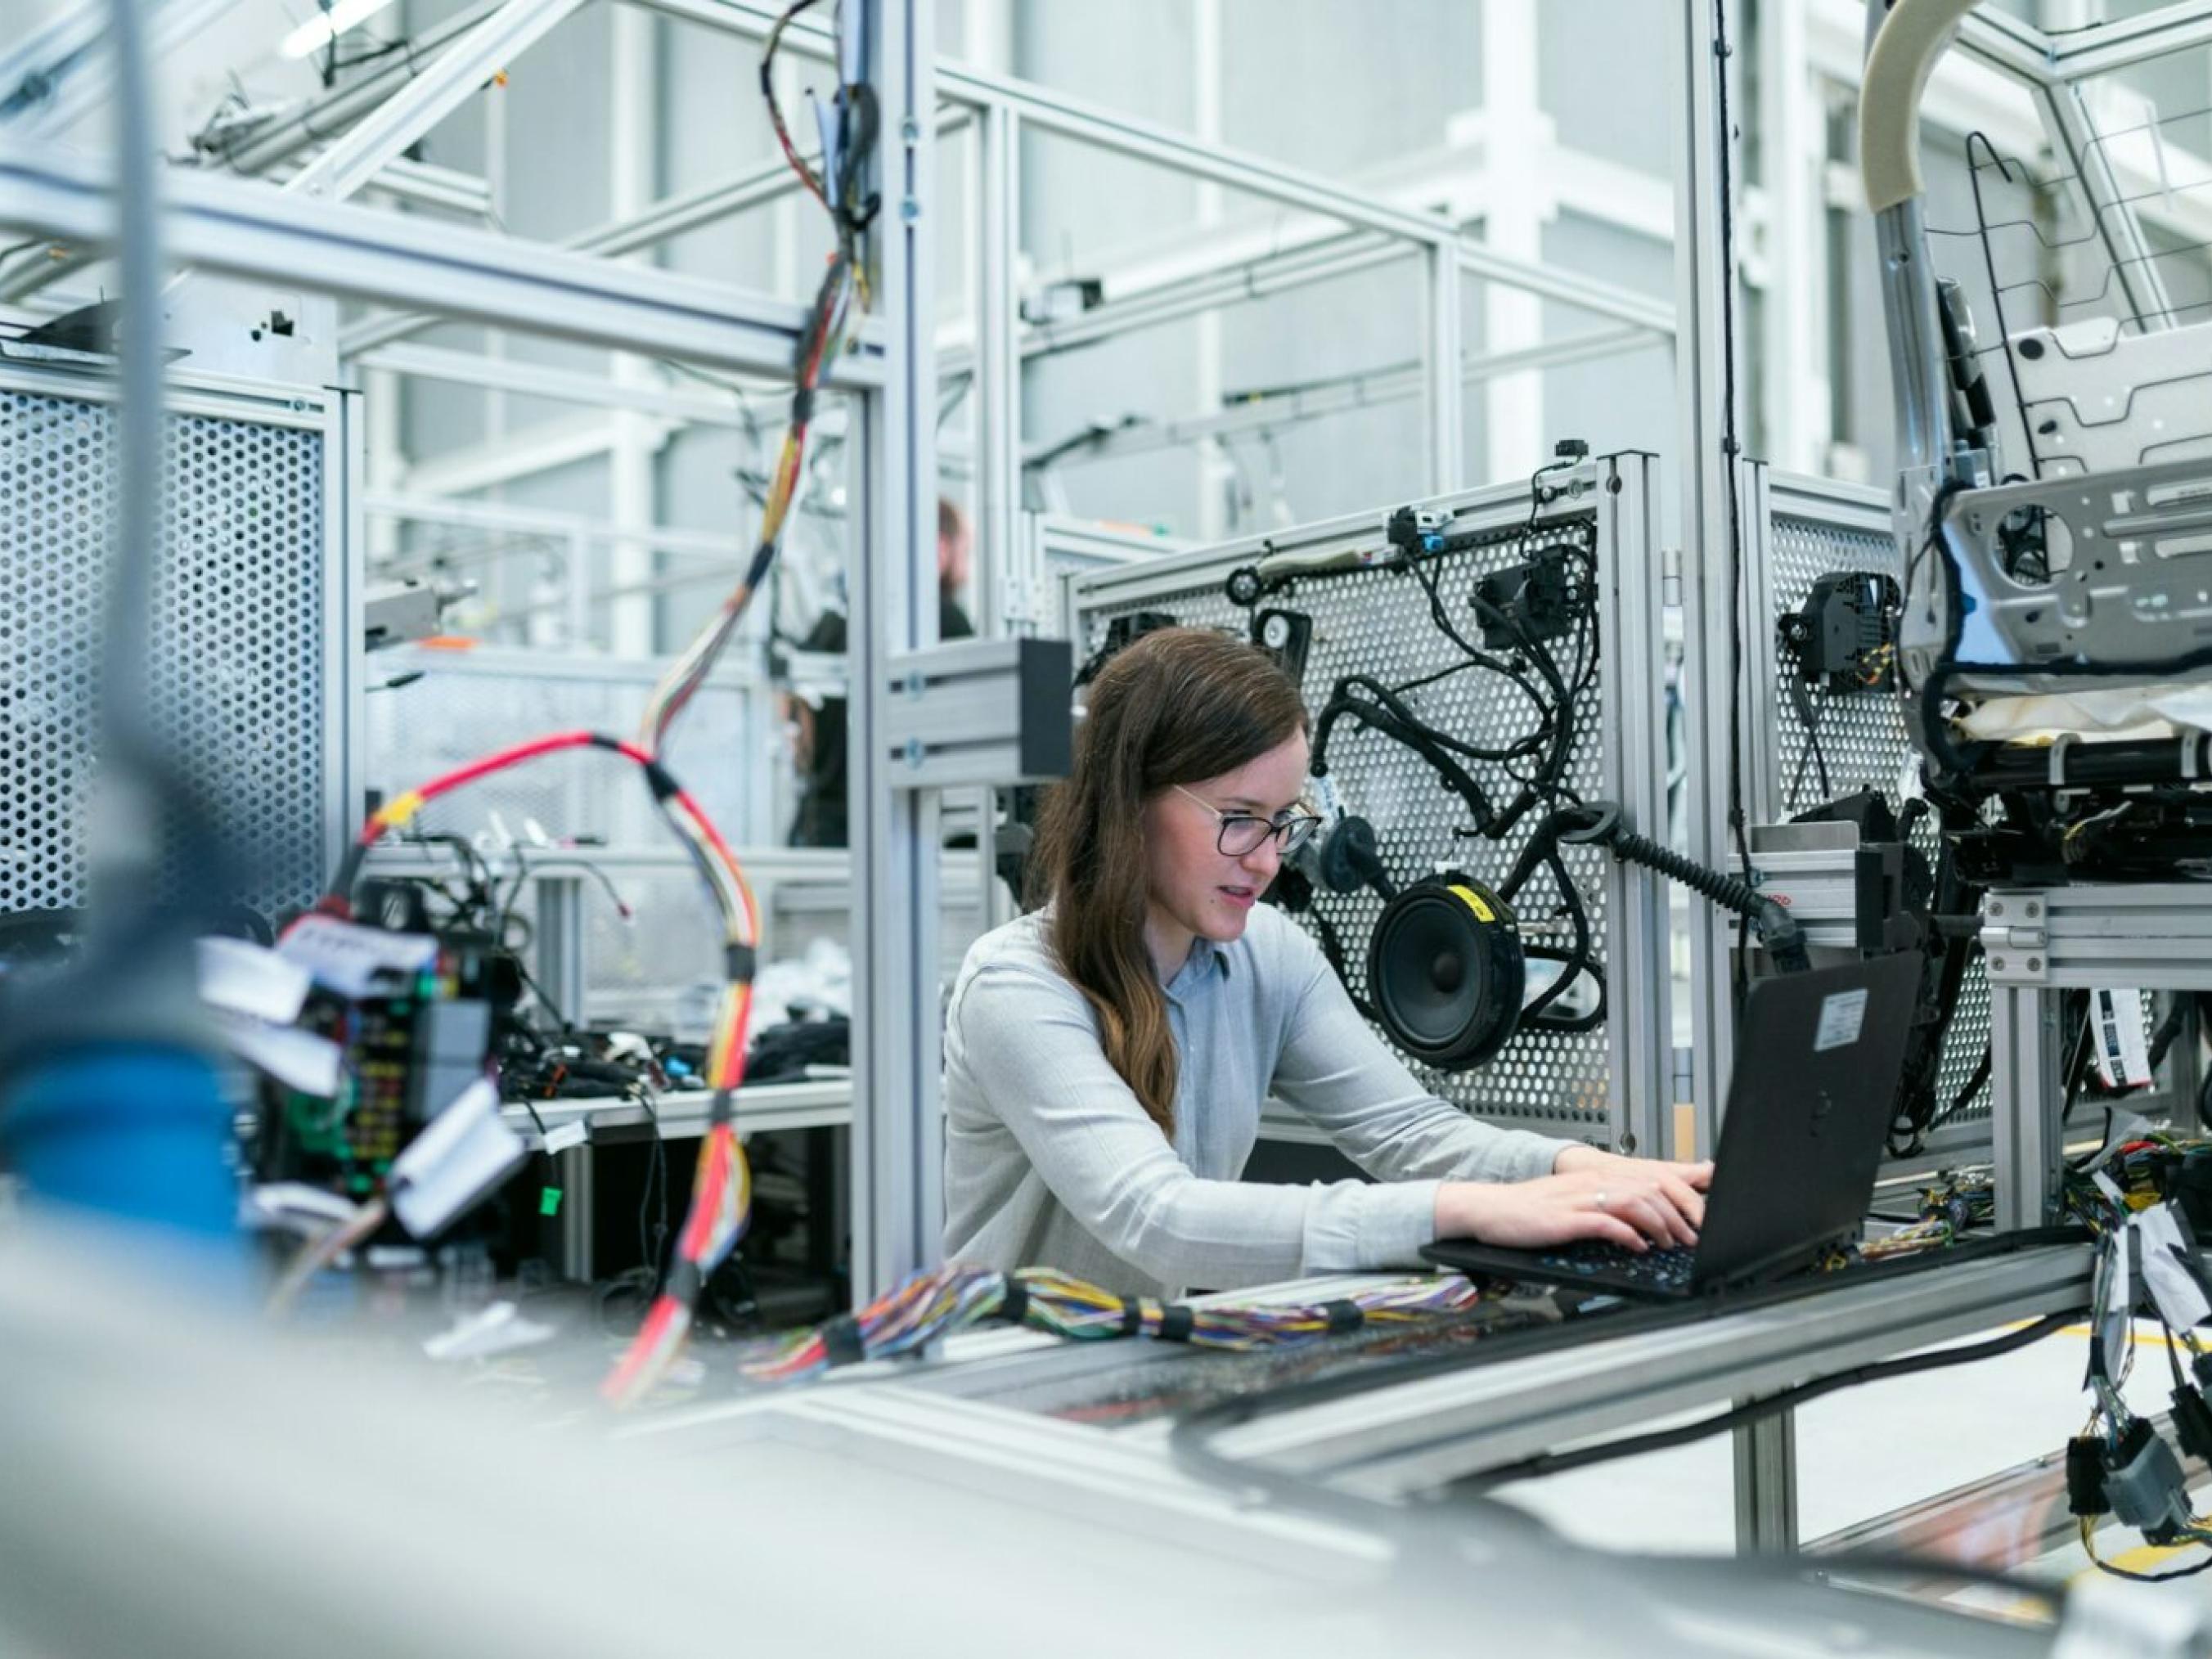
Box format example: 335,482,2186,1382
0,138,883,384
929,232,1421,389
2048,4,2212,81
360,158,497,217
215,0,512,174
0,0,256,302
1953,3,2212,86
1030,326,1659,470
1952,7,2062,86
338,106,969,360
846,0,943,1303
0,0,251,136
974,99,1021,649
1207,1244,2094,1498
362,489,748,564
629,0,1679,335
286,0,593,204
355,341,757,425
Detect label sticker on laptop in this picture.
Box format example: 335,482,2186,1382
1813,988,1869,1052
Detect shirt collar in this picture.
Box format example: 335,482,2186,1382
1163,933,1232,1000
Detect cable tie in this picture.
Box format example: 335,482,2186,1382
820,1313,866,1369
995,1275,1029,1324
724,942,758,982
1118,1297,1144,1335
1157,1303,1196,1343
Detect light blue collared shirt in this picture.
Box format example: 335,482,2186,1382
941,904,1575,1297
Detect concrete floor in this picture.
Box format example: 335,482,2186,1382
1500,1316,2212,1607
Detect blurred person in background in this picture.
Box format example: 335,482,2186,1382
786,497,974,847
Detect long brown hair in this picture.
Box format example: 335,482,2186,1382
1029,627,1306,1138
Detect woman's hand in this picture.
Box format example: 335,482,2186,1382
1433,1149,1713,1252
1553,1144,1712,1238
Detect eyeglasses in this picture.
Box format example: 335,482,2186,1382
1171,784,1323,858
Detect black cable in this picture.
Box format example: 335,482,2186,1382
634,1094,671,1288
2084,1540,2212,1584
1455,1312,2076,1492
1783,675,1830,813
1963,131,2043,479
1711,0,1751,1002
1923,1041,1993,1134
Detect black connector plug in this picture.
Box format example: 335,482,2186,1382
2067,1435,2110,1519
1473,548,1577,651
2174,1382,2212,1465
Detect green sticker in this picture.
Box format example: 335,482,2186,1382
539,1186,563,1217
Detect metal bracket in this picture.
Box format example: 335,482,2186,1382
1980,892,2049,983
881,636,1073,791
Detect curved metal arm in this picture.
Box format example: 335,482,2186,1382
1861,0,1985,717
1859,0,1981,214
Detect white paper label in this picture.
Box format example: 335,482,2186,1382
214,1009,343,1097
389,1079,527,1240
279,914,438,999
197,936,312,1024
2099,1232,2134,1381
542,1118,590,1155
2090,987,2153,1090
2138,1205,2212,1332
1814,989,1869,1052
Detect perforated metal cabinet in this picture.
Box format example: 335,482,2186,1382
1062,456,1675,1153
0,356,357,929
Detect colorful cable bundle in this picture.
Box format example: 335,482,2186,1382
741,1266,1486,1383
1860,1171,1997,1260
305,730,764,1405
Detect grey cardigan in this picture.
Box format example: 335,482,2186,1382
941,904,1576,1297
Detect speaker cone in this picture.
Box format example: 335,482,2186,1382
1365,876,1524,1070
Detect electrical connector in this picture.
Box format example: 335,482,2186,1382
2068,1435,2111,1520
2173,1382,2212,1465
1473,548,1578,650
2104,1419,2195,1545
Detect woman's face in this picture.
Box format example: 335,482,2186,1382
1139,730,1310,963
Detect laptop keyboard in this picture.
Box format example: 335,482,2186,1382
1531,1240,1697,1291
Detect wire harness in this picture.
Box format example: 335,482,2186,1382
2060,1166,2212,1581
282,0,881,1404
740,1266,1485,1383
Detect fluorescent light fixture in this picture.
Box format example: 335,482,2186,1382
279,0,399,61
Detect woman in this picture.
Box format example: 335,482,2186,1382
942,627,1709,1297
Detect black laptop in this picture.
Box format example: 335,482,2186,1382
1424,953,1922,1300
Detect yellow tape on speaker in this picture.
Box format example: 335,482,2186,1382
1446,883,1495,924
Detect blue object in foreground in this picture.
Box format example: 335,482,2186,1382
2,1045,241,1241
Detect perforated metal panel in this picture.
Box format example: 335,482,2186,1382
1068,461,1672,1147
1,370,332,928
1748,472,1996,1135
